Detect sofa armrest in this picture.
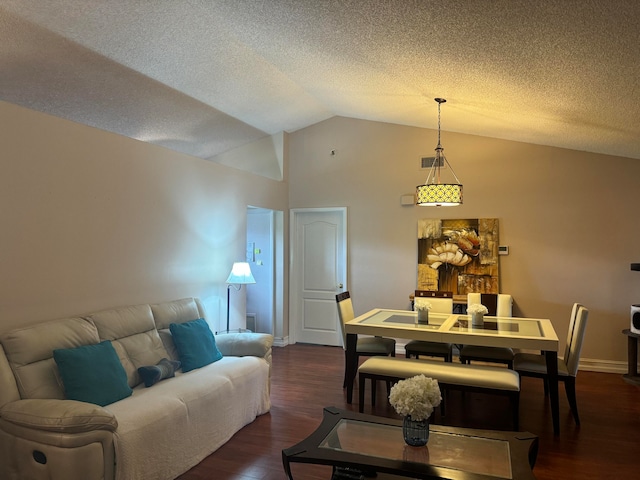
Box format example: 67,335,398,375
0,345,20,408
215,332,273,358
0,399,117,434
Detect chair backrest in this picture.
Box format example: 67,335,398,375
496,294,513,317
415,297,453,314
564,305,589,376
467,292,483,310
467,293,512,317
336,291,354,349
415,290,453,298
565,302,583,361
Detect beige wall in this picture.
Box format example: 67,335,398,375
0,101,288,334
288,116,640,370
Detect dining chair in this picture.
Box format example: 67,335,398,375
513,304,589,425
459,293,515,368
336,291,396,388
404,292,454,362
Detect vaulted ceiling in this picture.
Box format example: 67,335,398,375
2,0,639,174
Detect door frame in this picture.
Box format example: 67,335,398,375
289,207,348,345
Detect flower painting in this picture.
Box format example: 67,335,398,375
417,218,500,295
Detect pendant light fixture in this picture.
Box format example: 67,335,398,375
416,98,463,206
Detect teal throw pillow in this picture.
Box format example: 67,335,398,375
137,358,181,387
169,318,223,372
53,340,133,407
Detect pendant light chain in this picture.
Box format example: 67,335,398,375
437,100,441,147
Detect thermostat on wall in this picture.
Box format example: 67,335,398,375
498,245,509,255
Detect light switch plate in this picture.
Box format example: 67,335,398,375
498,245,509,255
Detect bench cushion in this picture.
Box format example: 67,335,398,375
358,357,520,391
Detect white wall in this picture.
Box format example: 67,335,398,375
0,101,288,334
288,116,640,370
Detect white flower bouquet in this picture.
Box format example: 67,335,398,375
388,375,442,421
467,303,488,315
414,300,432,312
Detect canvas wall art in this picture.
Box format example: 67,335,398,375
417,218,500,295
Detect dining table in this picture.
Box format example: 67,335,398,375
344,309,561,435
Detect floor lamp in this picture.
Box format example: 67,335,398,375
225,262,256,333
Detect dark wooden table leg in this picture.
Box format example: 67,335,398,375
623,330,640,385
545,350,560,435
346,333,358,404
628,333,638,377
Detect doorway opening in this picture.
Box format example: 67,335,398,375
246,207,284,340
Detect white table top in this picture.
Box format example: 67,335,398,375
345,308,559,352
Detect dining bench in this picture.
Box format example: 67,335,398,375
357,356,521,429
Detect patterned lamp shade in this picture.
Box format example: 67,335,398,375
416,183,463,206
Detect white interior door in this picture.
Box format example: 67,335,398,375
291,208,347,346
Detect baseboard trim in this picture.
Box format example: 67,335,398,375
273,336,289,347
578,357,629,374
394,342,631,375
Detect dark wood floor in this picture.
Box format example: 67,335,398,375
177,344,640,480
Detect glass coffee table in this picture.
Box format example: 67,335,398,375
282,407,538,480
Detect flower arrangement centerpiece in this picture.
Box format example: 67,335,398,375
467,303,488,326
389,374,441,446
414,300,432,324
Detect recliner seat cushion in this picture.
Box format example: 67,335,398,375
106,356,270,480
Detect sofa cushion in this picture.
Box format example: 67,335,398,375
0,344,21,406
87,304,170,388
151,297,202,330
53,341,133,406
107,356,270,480
137,358,181,387
0,317,100,399
169,319,222,372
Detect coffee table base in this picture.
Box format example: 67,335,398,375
283,407,538,480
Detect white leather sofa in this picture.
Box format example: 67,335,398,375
0,297,273,480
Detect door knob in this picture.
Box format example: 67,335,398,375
338,283,344,289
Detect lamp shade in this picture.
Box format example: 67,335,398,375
226,262,256,285
416,183,463,206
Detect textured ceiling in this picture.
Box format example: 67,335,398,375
1,0,639,167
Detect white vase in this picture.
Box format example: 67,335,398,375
471,312,484,326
